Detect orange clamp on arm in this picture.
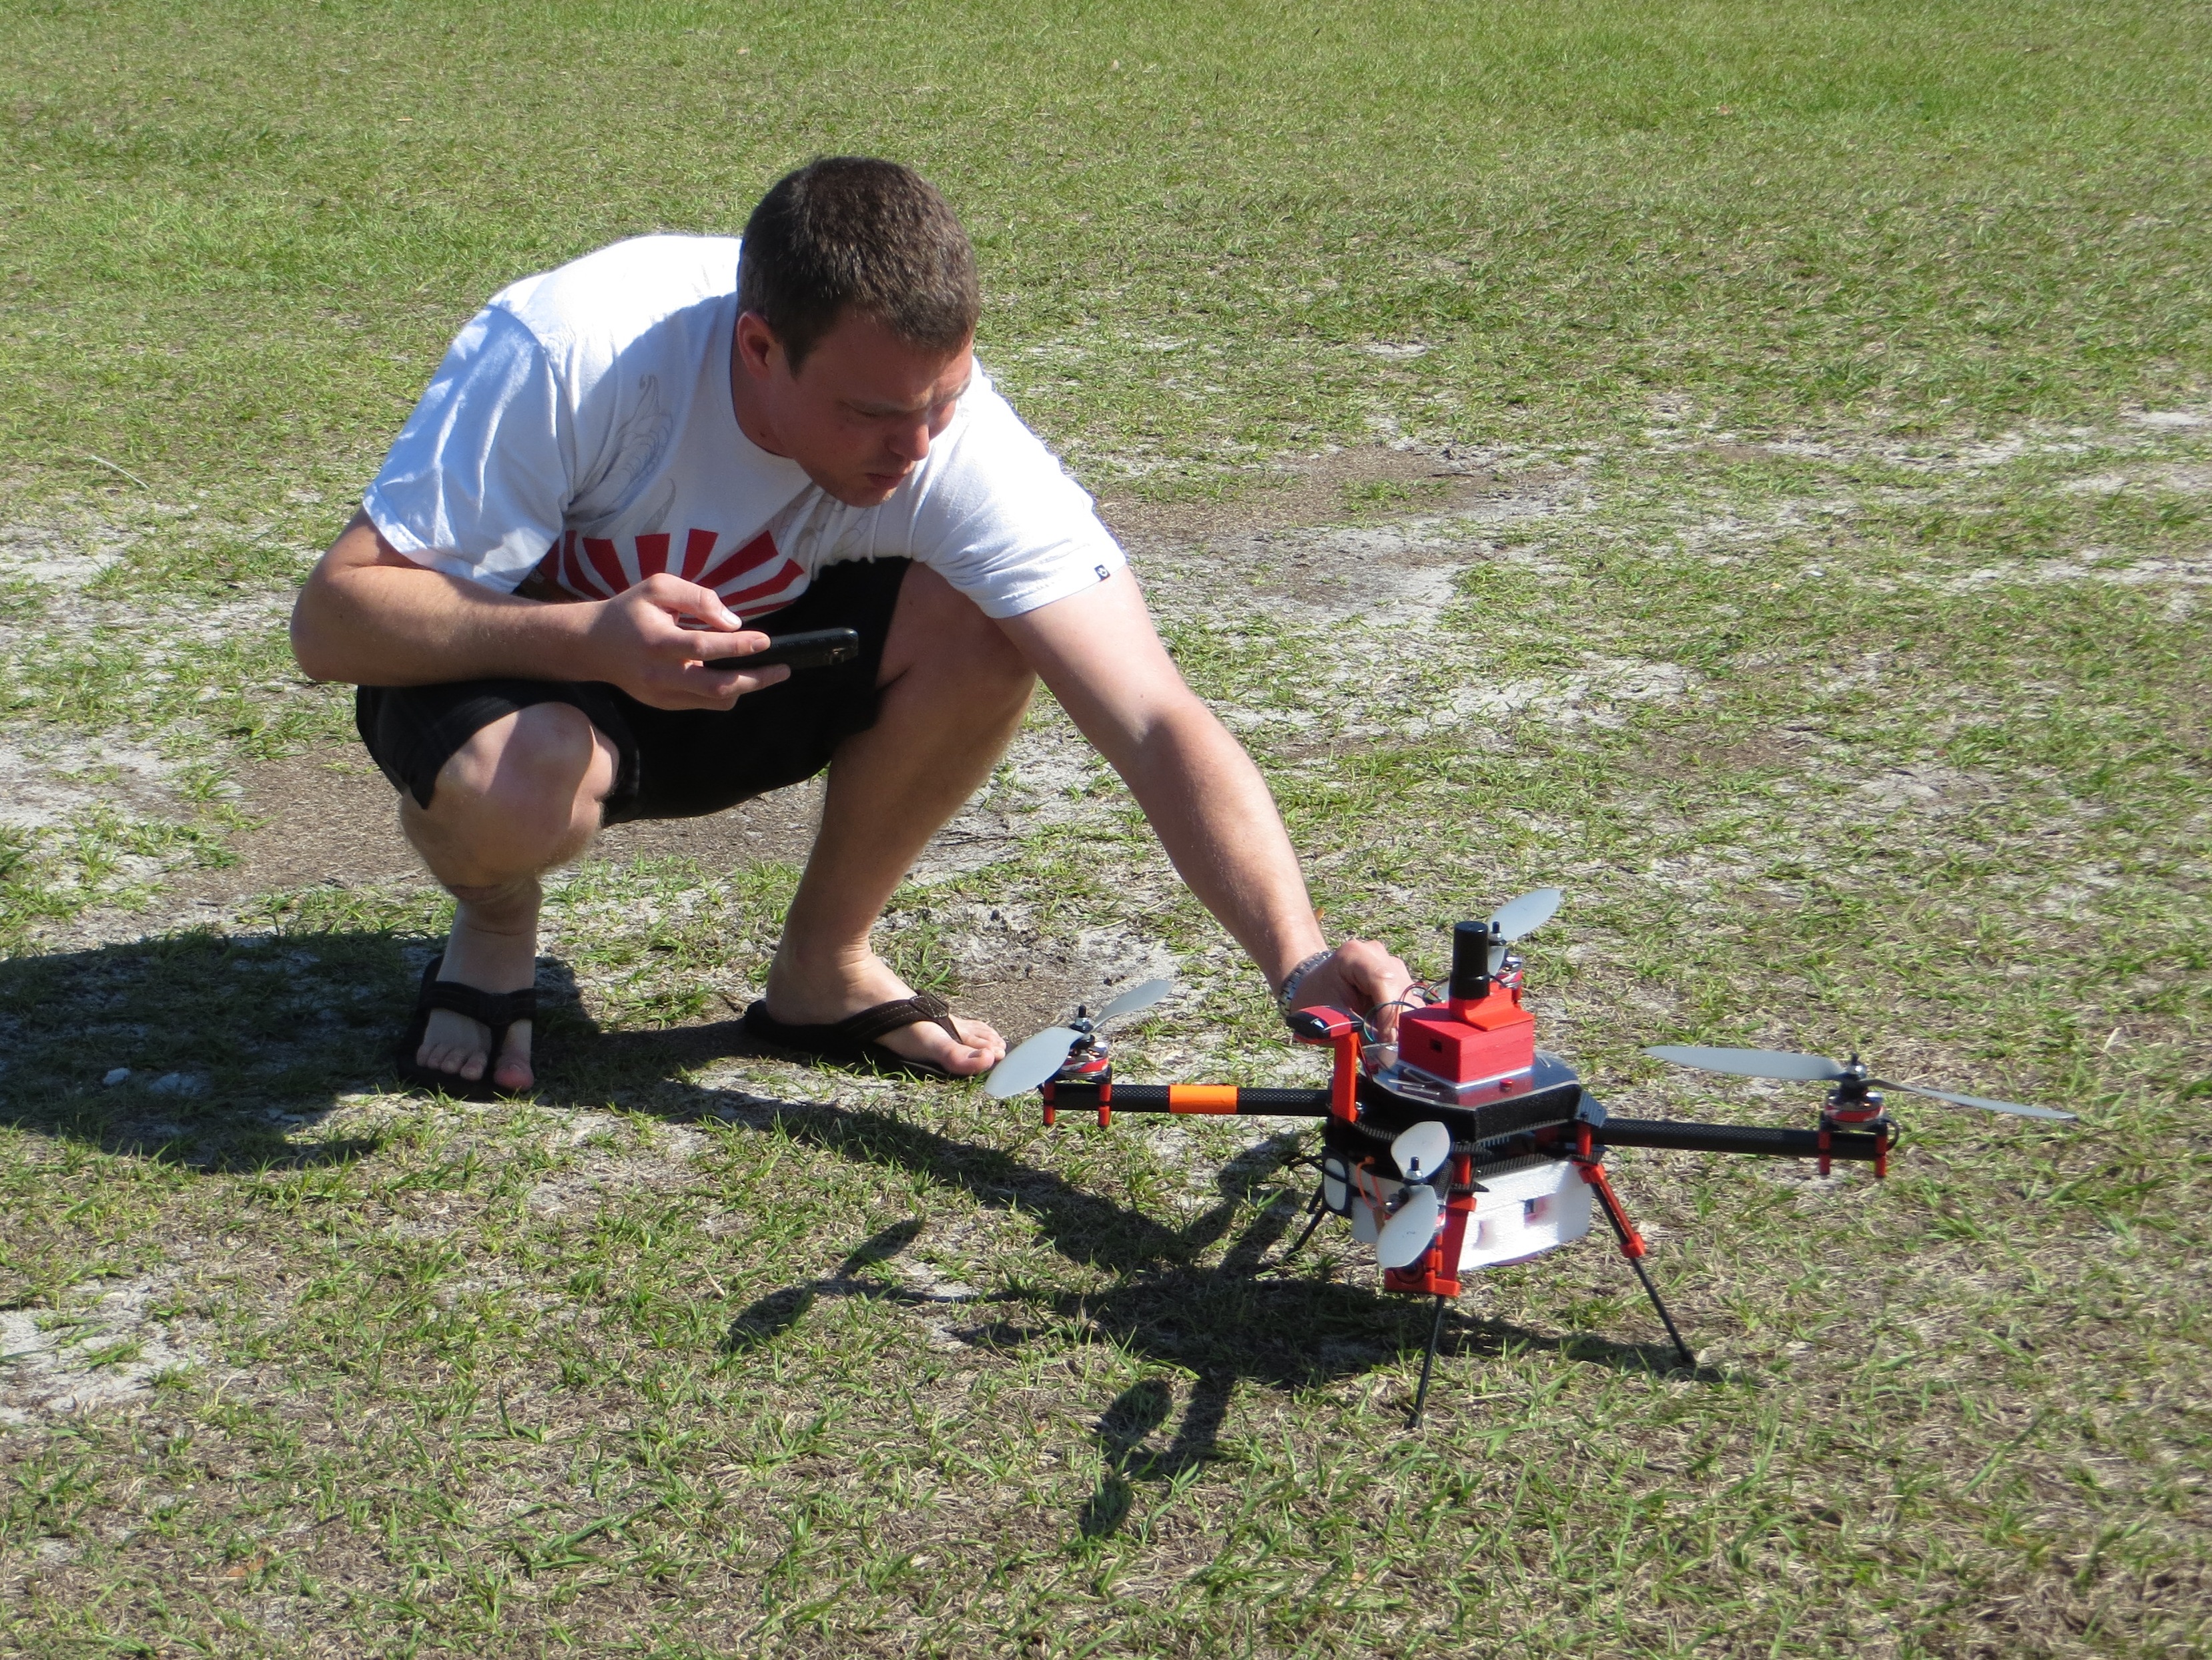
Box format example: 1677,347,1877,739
1287,1005,1362,1121
1166,1085,1239,1115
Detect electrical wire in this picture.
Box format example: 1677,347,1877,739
1363,980,1441,1030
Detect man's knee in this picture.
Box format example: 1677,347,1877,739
429,702,613,823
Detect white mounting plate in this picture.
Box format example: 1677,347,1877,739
1457,1157,1593,1272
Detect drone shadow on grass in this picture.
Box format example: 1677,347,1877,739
699,1097,1721,1538
1,930,1712,1539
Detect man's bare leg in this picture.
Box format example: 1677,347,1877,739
763,565,1036,1076
395,565,1028,1085
400,702,618,1091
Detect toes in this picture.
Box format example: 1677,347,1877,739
492,1025,534,1093
873,1021,995,1077
417,1037,470,1077
414,991,534,1093
417,1046,482,1081
930,1029,998,1077
951,1018,1006,1067
416,1013,492,1085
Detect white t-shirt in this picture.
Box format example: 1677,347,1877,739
362,234,1124,621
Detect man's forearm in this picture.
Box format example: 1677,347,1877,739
292,558,593,687
1001,573,1329,989
1108,702,1329,989
291,514,597,687
1002,573,1410,1023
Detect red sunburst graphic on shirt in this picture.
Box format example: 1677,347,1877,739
536,527,807,616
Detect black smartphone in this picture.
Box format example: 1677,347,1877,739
703,625,861,673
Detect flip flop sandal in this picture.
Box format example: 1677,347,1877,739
395,953,538,1101
739,993,969,1082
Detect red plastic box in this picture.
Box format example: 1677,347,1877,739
1399,989,1536,1087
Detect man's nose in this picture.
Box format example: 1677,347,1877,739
887,415,932,464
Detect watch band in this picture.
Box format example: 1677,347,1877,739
1274,948,1335,1017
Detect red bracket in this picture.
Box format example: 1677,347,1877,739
1287,1005,1363,1122
1572,1153,1647,1260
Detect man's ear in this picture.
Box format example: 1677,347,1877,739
733,311,784,380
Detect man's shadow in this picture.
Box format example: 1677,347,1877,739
0,928,781,1169
0,926,430,1169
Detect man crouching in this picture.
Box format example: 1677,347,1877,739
291,156,1410,1096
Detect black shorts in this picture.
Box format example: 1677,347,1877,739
355,556,909,824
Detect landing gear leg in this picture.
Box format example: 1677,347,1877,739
1408,1292,1450,1428
1577,1156,1695,1370
1623,1252,1694,1370
1273,1185,1329,1270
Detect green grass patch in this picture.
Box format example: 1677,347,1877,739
1,1,2208,1655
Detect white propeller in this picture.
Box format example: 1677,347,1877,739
1350,1191,1381,1246
1644,1045,2075,1120
1345,1154,1447,1269
1644,1045,1848,1082
1096,977,1174,1024
985,1025,1086,1099
1391,1121,1452,1183
1485,886,1562,971
1377,1185,1443,1269
1870,1081,2074,1121
982,977,1180,1099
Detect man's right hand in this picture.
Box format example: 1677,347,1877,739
585,573,792,709
292,513,796,704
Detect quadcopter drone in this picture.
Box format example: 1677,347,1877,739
984,889,2075,1426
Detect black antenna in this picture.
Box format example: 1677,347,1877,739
1449,920,1493,1003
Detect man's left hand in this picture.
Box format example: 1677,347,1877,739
1286,938,1417,1041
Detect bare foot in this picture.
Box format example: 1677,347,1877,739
416,902,538,1092
763,947,1005,1077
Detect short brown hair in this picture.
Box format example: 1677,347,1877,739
738,158,979,372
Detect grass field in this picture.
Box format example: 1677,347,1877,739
2,0,2209,1653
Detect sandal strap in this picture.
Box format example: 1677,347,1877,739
831,992,960,1048
423,981,536,1029
417,956,536,1029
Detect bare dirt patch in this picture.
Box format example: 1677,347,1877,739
0,735,190,831
1097,443,1565,547
161,750,423,907
155,748,829,914
0,1270,204,1424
